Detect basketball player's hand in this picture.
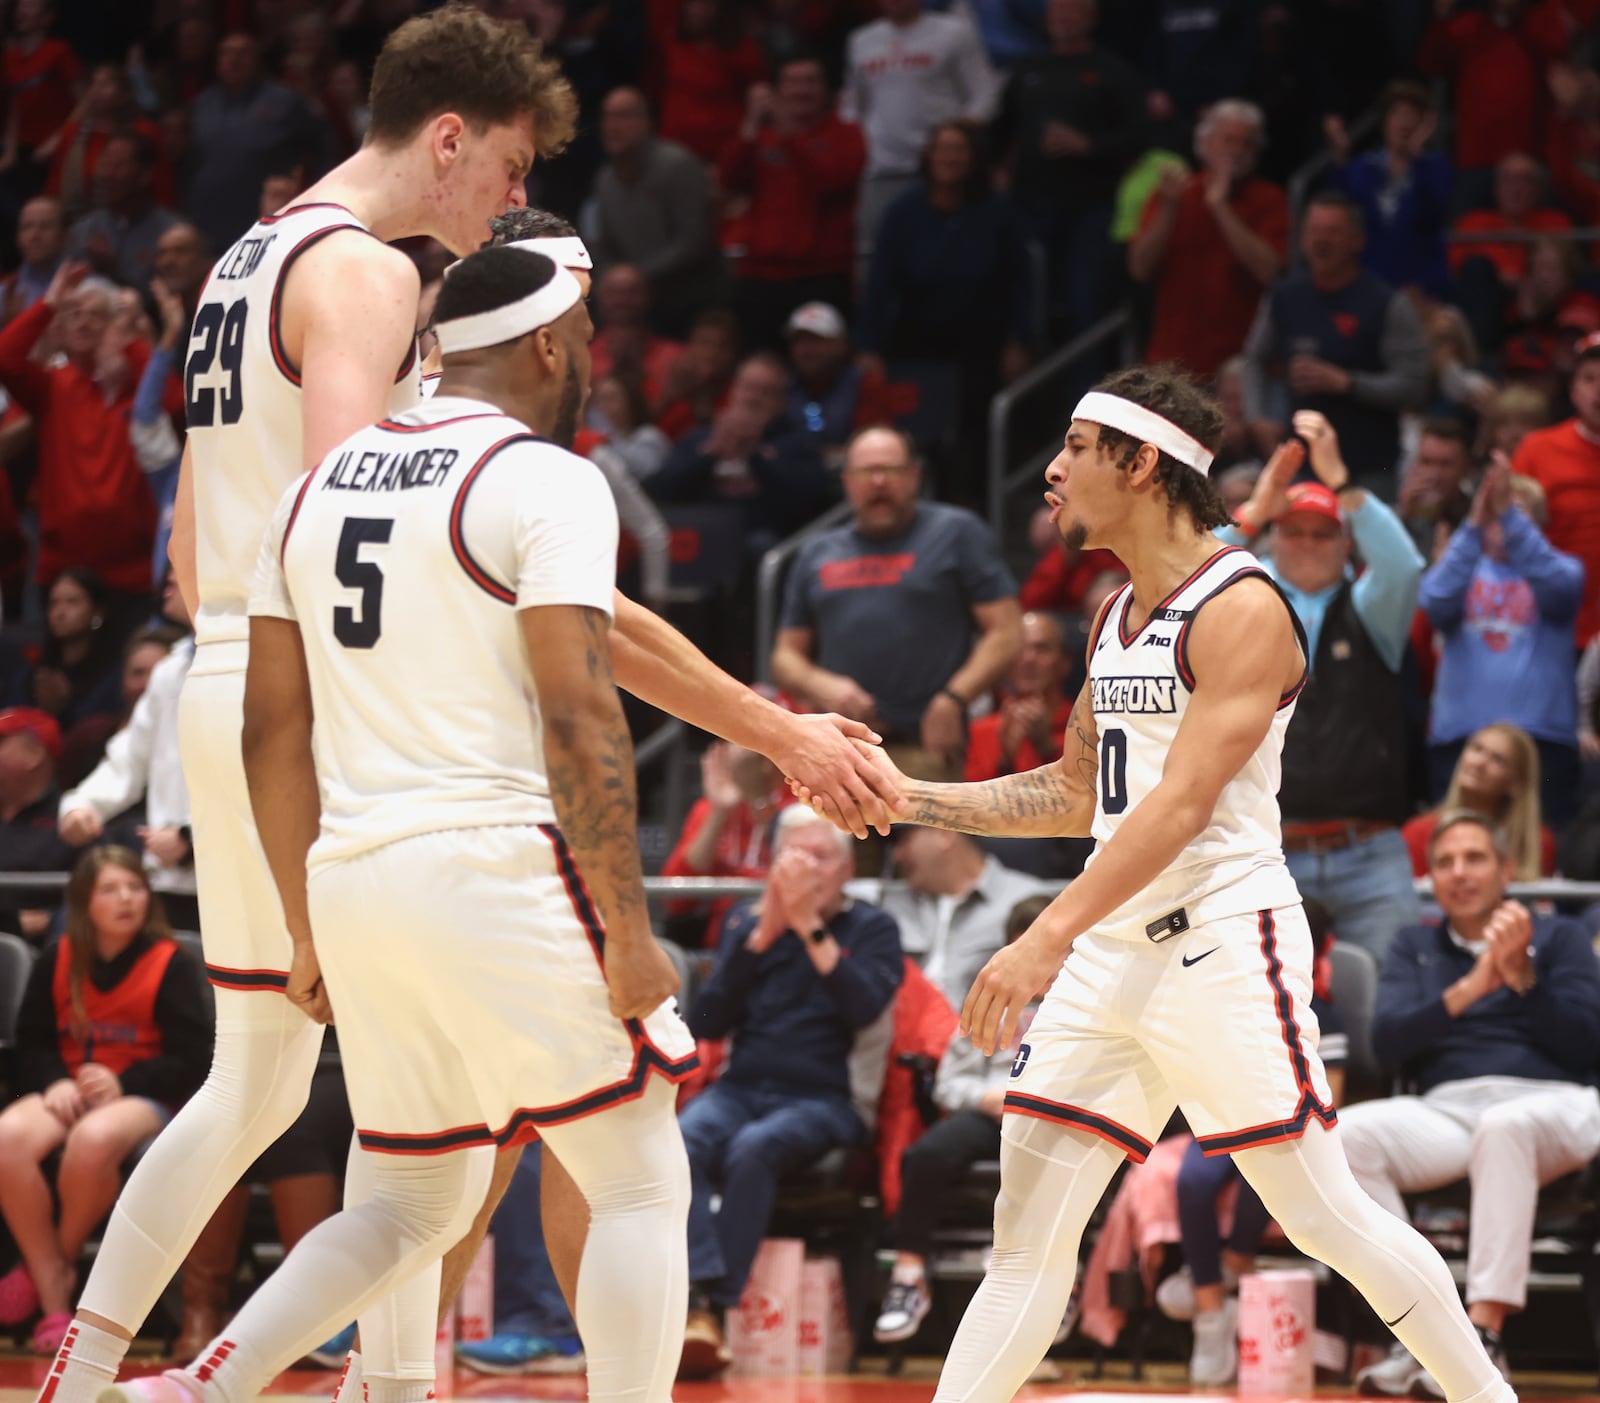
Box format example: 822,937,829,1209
1486,900,1536,994
287,942,335,1025
77,1063,121,1108
1582,732,1600,760
962,934,1063,1057
773,711,901,838
43,1078,86,1126
59,808,104,846
606,938,681,1020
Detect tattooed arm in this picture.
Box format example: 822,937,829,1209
522,603,678,1020
900,674,1100,838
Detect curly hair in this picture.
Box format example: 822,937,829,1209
1088,364,1232,532
488,207,577,243
368,3,577,158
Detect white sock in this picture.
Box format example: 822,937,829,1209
891,1261,926,1288
332,1352,363,1403
362,1381,433,1403
35,1320,128,1403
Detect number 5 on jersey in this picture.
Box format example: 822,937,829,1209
334,517,393,649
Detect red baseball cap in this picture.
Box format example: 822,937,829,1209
1284,482,1343,525
0,707,62,759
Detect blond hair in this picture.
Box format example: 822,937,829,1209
1440,724,1544,879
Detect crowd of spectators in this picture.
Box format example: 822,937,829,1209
2,0,1600,1386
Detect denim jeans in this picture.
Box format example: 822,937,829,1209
680,1081,862,1309
1285,827,1419,962
486,1143,577,1340
1175,1137,1270,1288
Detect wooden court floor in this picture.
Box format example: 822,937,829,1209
0,1357,1597,1403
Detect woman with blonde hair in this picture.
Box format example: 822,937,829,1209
0,847,210,1354
1403,723,1556,879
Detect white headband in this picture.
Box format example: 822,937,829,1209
519,235,591,270
434,262,583,356
444,234,592,278
1073,391,1215,476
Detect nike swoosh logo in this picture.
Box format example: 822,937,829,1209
1383,1301,1417,1329
1181,947,1221,968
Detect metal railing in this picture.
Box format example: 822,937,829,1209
0,870,1592,905
985,307,1137,544
753,500,853,684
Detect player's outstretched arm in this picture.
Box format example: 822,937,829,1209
241,615,332,1024
524,602,679,1021
608,590,902,837
796,675,1099,838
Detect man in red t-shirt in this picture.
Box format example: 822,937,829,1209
964,610,1073,782
1512,331,1600,643
1129,98,1289,381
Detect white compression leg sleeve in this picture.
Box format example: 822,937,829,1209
77,989,325,1330
538,1079,690,1403
1234,1123,1514,1403
933,1115,1126,1403
343,1133,443,1389
189,1146,495,1403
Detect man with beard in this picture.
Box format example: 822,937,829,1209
126,242,698,1403
772,425,1022,782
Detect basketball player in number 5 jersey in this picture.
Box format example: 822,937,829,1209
843,366,1517,1403
34,13,581,1403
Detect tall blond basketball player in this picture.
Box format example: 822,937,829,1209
38,15,895,1403
811,368,1516,1403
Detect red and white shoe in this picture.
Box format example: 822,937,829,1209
98,1371,206,1403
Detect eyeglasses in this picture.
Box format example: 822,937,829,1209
843,463,915,480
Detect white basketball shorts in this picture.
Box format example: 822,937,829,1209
308,822,698,1153
178,644,295,992
1005,904,1336,1160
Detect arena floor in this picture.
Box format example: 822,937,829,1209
1,1359,1599,1402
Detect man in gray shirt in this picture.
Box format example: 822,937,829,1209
772,426,1022,781
865,826,1056,1009
590,87,723,338
65,133,179,294
186,34,329,253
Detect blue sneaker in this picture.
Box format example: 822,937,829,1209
455,1334,585,1376
304,1324,357,1369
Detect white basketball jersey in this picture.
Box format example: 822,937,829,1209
249,396,619,873
188,202,422,648
1085,546,1306,937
